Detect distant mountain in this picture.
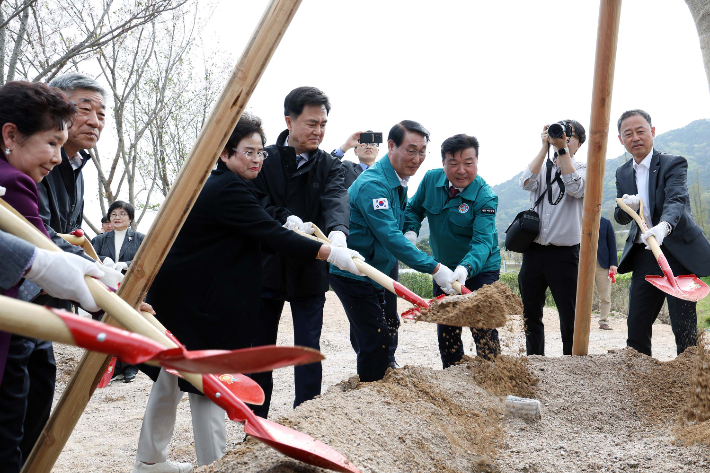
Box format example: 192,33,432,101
491,119,710,243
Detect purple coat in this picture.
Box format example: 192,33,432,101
0,154,51,384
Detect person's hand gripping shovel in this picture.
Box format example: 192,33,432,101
0,197,361,473
616,197,709,301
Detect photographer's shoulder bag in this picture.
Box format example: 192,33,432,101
505,157,565,253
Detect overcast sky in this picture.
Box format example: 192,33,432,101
83,0,710,233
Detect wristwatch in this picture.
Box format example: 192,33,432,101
557,147,568,156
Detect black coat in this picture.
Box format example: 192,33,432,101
596,217,618,270
145,166,322,393
250,129,349,296
91,227,146,266
614,150,710,276
37,148,90,257
341,159,365,188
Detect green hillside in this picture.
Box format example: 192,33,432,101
491,119,710,244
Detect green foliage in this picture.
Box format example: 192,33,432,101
398,272,433,299
416,237,432,256
697,277,710,329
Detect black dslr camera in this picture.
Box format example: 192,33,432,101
547,121,572,139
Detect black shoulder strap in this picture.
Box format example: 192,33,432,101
531,154,566,210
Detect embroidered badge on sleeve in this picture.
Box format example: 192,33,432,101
373,198,389,210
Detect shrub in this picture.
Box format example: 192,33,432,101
398,271,433,299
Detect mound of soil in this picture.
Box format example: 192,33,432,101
416,281,523,328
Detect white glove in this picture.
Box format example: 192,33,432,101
0,185,5,196
25,249,104,312
326,246,365,276
622,194,640,211
432,264,456,295
404,231,417,245
283,215,304,230
299,221,315,235
328,230,347,248
102,257,116,269
641,222,670,249
97,261,124,290
450,265,468,289
113,261,128,273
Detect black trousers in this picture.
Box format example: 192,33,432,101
250,290,325,419
519,242,580,356
330,273,390,382
626,244,697,356
0,336,55,473
435,270,501,368
345,264,399,363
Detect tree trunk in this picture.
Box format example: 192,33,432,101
687,0,710,93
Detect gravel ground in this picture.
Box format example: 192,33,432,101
50,292,706,472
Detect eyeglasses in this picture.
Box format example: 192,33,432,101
110,211,129,219
403,147,427,158
232,149,268,159
359,143,379,148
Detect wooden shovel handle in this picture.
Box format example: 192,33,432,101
58,233,100,261
0,295,77,345
615,197,663,261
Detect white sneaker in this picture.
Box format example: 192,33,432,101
132,460,193,473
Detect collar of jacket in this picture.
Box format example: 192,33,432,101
213,167,268,199
60,147,91,173
435,169,483,200
377,154,407,190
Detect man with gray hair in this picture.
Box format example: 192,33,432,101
20,73,107,308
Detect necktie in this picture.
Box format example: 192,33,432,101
296,155,306,168
449,186,461,198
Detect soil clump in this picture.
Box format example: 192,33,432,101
415,281,522,328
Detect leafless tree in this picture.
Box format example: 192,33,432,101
0,0,187,85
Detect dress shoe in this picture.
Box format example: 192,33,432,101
387,360,400,369
132,460,193,473
123,364,138,383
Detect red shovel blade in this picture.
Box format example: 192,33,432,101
97,357,118,388
202,375,360,473
166,369,265,405
646,275,710,302
154,345,324,375
646,254,710,302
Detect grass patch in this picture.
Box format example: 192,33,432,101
697,277,710,329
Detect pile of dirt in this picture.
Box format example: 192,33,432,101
677,333,710,446
198,356,537,473
415,281,523,328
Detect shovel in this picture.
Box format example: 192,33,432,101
58,229,100,261
616,197,710,302
0,197,360,473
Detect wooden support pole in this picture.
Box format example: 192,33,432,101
22,1,303,470
572,0,622,355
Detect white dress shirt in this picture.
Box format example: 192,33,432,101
284,136,309,168
633,149,654,243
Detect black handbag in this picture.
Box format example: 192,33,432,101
505,157,565,253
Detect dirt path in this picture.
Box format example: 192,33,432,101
51,293,690,472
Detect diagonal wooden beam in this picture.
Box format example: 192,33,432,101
572,0,622,355
22,1,303,470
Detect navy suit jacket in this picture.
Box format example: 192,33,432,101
614,149,710,276
597,216,618,270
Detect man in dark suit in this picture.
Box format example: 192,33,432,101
614,109,710,356
595,216,618,330
250,87,351,419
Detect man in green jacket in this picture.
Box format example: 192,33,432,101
405,133,502,367
330,120,455,382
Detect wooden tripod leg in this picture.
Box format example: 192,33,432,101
21,1,303,471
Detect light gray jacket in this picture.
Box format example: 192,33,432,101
0,230,36,292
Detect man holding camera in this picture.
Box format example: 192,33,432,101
405,133,501,367
332,131,401,367
614,109,710,356
518,120,586,356
330,120,456,383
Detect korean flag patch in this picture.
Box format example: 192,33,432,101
373,198,389,210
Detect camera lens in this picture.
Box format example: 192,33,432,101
548,123,564,139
